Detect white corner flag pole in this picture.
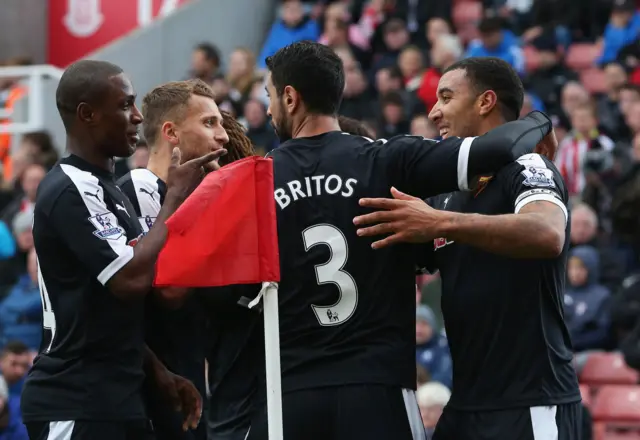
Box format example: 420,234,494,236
249,282,283,440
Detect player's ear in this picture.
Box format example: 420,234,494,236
77,102,94,124
161,121,179,146
283,85,298,115
477,90,498,117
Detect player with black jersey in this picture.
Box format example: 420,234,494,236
245,41,554,440
355,58,581,439
119,80,260,440
21,61,225,440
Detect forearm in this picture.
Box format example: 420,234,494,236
108,193,180,298
440,210,563,258
464,111,551,188
143,345,167,380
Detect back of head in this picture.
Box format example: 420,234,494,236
338,115,375,138
444,57,523,122
56,60,124,131
142,79,215,145
266,41,345,116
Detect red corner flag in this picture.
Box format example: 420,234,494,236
154,156,280,287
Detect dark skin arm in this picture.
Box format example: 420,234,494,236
144,346,202,431
354,188,566,258
107,148,226,300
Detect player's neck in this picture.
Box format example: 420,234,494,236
477,115,505,136
147,144,171,183
66,137,112,172
292,114,341,139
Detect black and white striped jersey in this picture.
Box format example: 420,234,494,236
117,168,166,233
21,154,146,422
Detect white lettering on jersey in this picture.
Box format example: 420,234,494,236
274,175,358,210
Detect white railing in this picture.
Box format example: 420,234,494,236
0,65,64,134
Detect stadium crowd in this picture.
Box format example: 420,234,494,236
0,0,640,438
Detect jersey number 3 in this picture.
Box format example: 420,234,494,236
303,224,358,326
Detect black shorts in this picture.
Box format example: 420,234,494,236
25,420,153,440
247,384,426,440
433,402,583,440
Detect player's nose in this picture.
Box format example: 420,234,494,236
216,126,229,146
428,104,441,123
131,104,143,125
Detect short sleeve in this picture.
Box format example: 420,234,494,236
499,153,568,225
46,183,134,286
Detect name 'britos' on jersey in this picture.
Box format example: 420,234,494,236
275,174,358,209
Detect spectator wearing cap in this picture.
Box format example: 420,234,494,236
0,248,41,352
524,32,577,117
416,381,450,438
258,0,320,69
599,0,640,65
415,305,452,389
465,17,525,76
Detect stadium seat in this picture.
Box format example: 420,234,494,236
580,383,592,407
523,46,540,72
580,353,639,386
591,385,640,423
581,68,607,94
566,43,602,70
452,2,482,28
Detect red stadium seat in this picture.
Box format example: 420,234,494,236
523,46,540,72
566,43,602,70
592,386,640,423
581,68,607,94
452,1,482,28
581,353,639,386
580,383,592,408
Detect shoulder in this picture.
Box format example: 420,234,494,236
36,163,99,215
117,169,159,196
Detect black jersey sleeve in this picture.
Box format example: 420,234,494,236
386,111,552,198
497,153,568,223
46,184,135,286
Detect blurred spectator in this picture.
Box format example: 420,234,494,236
336,48,375,120
465,17,524,76
0,248,40,352
0,208,33,298
618,83,640,123
0,375,27,440
624,100,640,140
227,48,258,104
523,0,580,44
242,99,278,155
0,164,45,226
556,104,614,196
378,91,410,137
425,18,453,51
525,33,577,117
570,203,625,292
410,114,439,138
371,18,411,77
322,17,371,69
398,45,425,90
393,0,452,46
258,0,320,69
211,74,242,116
417,34,462,111
319,2,370,50
188,42,221,83
416,382,450,438
598,0,640,65
597,62,628,138
415,305,452,388
560,81,590,123
13,132,58,177
0,341,29,396
564,246,611,351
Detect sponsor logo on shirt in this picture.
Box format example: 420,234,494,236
88,212,125,240
434,237,454,250
474,175,493,197
521,166,556,188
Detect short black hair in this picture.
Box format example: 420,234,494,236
2,340,28,357
55,60,124,130
478,17,503,34
444,57,524,122
266,41,344,116
621,83,640,94
194,42,220,67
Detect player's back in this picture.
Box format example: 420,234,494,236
270,131,418,394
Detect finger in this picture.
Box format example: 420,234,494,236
358,197,404,210
353,210,399,226
186,149,228,167
371,233,404,249
390,187,420,201
356,222,400,238
171,147,181,168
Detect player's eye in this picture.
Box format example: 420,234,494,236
441,96,451,103
204,119,214,127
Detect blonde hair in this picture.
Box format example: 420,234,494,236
142,79,216,145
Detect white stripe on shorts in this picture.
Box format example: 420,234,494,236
530,406,558,440
402,388,427,440
47,421,75,440
243,426,251,440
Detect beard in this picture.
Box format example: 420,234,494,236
271,101,293,142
